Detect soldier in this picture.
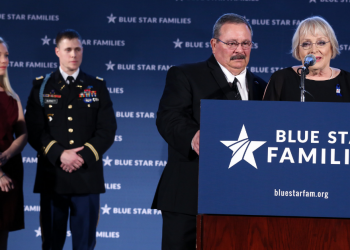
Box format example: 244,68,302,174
25,29,117,250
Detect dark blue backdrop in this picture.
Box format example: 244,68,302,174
2,0,350,249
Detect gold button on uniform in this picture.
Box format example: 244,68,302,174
87,104,90,107
68,128,73,133
69,140,74,145
68,117,73,121
49,105,52,108
68,105,72,109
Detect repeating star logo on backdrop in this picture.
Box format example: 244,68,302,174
106,61,115,71
41,35,51,45
107,13,117,23
34,227,41,237
103,156,113,166
221,125,266,169
309,0,316,3
173,38,183,48
101,204,112,214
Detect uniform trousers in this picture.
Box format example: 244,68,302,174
161,211,196,250
40,193,100,250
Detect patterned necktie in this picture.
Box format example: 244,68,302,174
232,78,242,100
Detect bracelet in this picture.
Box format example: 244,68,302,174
0,173,6,180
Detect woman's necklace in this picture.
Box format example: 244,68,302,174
329,67,333,80
306,67,333,80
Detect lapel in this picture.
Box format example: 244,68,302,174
67,70,85,104
246,69,255,100
46,70,70,97
207,54,237,100
246,69,262,100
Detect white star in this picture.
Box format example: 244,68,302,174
34,227,41,237
103,156,113,166
101,204,111,214
309,0,316,2
105,61,115,71
107,13,117,23
173,38,183,49
41,35,51,45
221,125,266,169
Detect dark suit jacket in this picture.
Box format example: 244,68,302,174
25,69,117,194
152,54,267,215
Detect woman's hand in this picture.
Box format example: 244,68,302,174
0,173,14,192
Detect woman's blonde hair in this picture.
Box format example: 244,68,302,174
0,37,18,101
291,16,340,61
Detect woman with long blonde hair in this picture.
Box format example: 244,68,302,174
0,37,27,250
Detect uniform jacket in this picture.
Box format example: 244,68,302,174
25,69,117,194
152,55,267,215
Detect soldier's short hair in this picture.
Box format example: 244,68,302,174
56,29,82,47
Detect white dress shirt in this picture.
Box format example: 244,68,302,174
59,67,80,83
217,62,248,101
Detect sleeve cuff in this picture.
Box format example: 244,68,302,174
79,143,100,168
84,143,99,161
44,140,57,156
45,141,65,166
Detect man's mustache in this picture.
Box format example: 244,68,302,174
230,54,246,60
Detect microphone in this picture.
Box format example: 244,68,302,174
298,54,316,102
303,54,316,68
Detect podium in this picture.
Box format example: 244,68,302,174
197,100,350,250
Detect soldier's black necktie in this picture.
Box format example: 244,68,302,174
232,78,242,100
67,76,75,85
66,76,74,91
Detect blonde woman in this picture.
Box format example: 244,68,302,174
264,16,347,101
0,37,27,250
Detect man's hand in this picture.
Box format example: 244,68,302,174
192,130,200,155
0,172,14,192
61,163,77,173
60,146,84,173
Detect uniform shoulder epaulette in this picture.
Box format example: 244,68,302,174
36,76,44,80
96,76,104,81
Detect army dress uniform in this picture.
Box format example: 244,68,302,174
25,69,117,250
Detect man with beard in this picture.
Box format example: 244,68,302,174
152,13,267,250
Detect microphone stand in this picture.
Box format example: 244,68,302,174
298,66,309,102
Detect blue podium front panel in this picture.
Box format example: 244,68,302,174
198,100,350,218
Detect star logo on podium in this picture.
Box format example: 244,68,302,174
105,61,115,71
103,156,113,166
34,227,41,237
101,204,111,214
41,35,51,45
107,13,117,23
221,125,266,169
173,38,183,48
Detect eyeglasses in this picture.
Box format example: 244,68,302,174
299,40,330,50
215,38,253,50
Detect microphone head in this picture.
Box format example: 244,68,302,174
304,54,316,67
